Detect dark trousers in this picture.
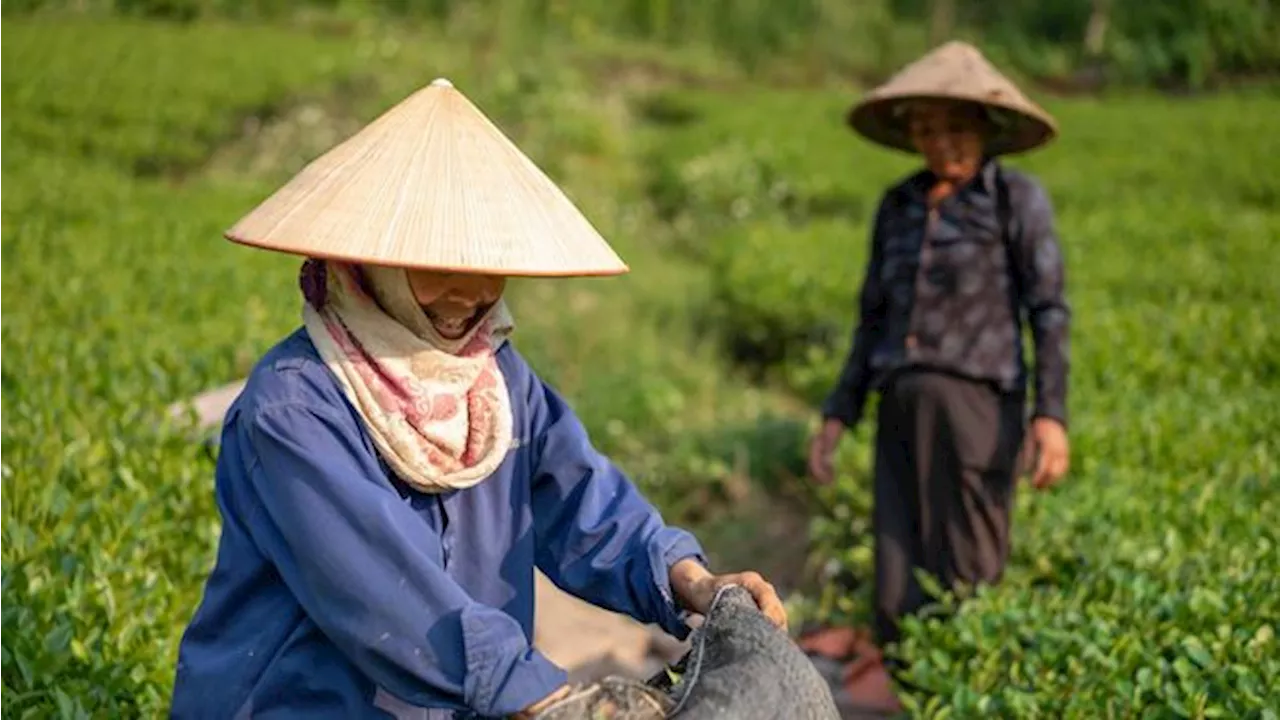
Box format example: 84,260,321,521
872,370,1026,648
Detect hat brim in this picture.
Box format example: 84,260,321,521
847,93,1058,156
225,232,631,278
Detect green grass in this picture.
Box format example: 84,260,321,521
1,19,367,174
4,12,1279,719
1,20,385,716
12,0,1277,88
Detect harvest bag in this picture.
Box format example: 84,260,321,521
534,585,842,719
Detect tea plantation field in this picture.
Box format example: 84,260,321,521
4,15,1279,719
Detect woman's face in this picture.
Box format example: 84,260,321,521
906,100,988,182
406,270,507,340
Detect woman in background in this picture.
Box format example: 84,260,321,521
805,42,1071,712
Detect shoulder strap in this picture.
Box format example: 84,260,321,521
994,163,1026,314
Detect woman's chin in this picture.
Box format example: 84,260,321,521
938,159,980,180
430,316,475,339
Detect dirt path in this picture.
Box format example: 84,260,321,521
533,572,690,683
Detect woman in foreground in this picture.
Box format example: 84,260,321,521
171,78,785,720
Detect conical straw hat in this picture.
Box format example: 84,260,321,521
225,78,628,277
847,41,1058,156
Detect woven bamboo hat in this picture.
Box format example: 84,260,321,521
847,41,1058,156
225,78,628,277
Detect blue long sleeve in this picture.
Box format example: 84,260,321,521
524,378,708,640
242,401,566,718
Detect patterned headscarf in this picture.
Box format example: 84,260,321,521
299,259,515,493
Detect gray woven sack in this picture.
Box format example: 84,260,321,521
534,584,841,719
662,585,841,719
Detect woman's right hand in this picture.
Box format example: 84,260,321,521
807,418,846,485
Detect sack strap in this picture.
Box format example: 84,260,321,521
994,163,1026,317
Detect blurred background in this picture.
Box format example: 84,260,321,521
3,0,1278,716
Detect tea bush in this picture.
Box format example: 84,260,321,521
641,84,1280,714
9,0,1277,88
638,89,910,398
0,19,370,174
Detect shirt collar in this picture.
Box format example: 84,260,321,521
907,156,999,202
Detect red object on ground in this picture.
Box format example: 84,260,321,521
797,625,905,716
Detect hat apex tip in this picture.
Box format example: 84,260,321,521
430,77,454,88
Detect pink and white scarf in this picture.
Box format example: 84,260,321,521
299,259,515,493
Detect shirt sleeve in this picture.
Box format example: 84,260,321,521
524,374,708,641
1012,178,1072,428
241,402,566,718
821,197,890,428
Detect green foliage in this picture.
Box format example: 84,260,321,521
0,19,368,174
6,0,1278,88
1097,0,1280,88
0,20,378,716
898,0,1280,88
642,83,1280,713
638,89,916,398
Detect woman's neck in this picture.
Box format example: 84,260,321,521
927,163,982,207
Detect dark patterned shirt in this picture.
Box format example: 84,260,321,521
821,159,1070,428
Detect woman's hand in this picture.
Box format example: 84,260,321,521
1022,417,1070,490
807,418,846,485
670,559,788,631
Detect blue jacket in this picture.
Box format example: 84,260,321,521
171,329,707,719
